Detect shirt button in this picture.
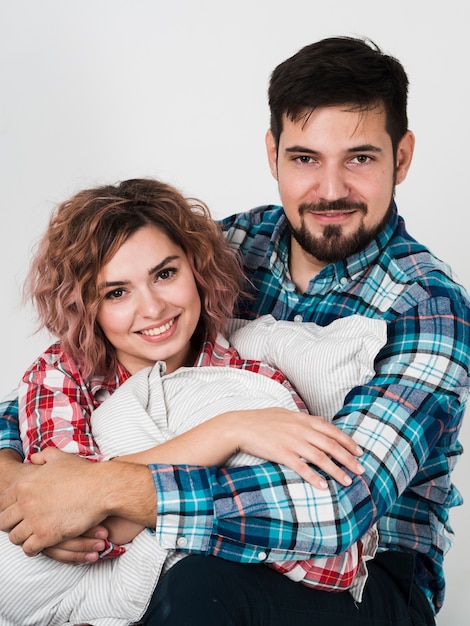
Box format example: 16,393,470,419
257,551,267,561
340,277,348,285
176,536,188,548
293,314,303,323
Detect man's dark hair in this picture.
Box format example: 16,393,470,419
268,36,409,154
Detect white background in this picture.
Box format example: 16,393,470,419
1,1,468,622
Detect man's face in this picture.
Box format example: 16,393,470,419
266,105,414,267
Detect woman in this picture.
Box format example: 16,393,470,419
1,178,369,626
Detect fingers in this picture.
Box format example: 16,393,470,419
8,522,40,556
42,547,100,564
281,446,359,487
281,455,330,489
0,500,22,533
308,416,363,456
271,412,366,487
30,447,67,465
81,524,109,540
42,536,106,564
298,437,364,486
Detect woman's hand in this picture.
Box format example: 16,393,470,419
42,516,144,564
42,525,110,564
220,408,365,489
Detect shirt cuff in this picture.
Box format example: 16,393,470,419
0,440,24,458
149,464,214,554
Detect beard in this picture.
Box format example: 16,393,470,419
290,199,394,263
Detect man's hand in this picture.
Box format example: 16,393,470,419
0,449,29,493
0,447,157,557
0,449,108,555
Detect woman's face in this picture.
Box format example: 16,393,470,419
96,225,201,375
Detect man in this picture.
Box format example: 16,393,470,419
1,36,469,625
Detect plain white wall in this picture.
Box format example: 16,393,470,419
1,1,468,623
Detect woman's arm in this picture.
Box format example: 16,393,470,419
19,346,105,461
115,408,364,489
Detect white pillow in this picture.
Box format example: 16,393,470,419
228,315,387,419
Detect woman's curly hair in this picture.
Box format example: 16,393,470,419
25,178,245,378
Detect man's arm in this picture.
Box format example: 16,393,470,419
148,297,469,562
0,449,24,493
0,390,26,494
0,390,24,457
0,447,157,556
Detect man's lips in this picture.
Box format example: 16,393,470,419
303,208,362,225
310,210,357,216
299,201,367,216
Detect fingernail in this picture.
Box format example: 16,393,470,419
318,479,328,489
343,475,352,485
356,445,364,455
356,463,365,474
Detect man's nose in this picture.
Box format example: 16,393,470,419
316,163,350,202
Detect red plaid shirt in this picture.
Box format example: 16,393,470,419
18,335,363,593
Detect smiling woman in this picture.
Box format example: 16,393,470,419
96,226,202,375
23,178,241,381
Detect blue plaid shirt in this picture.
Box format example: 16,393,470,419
1,204,469,612
152,204,470,614
0,390,21,457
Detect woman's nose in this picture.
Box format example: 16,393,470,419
138,290,165,317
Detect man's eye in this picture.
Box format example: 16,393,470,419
354,155,371,164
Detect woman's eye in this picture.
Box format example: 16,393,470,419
156,268,176,281
105,288,125,300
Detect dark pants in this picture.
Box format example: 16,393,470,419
142,551,436,626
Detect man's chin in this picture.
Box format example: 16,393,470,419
291,225,374,263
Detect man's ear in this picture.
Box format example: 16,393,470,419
395,130,415,185
265,129,279,180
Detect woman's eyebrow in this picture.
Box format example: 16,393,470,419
97,255,182,290
148,255,180,276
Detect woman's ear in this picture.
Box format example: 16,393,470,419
395,130,415,185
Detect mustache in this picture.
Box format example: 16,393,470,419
299,200,367,214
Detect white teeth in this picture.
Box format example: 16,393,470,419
140,319,174,336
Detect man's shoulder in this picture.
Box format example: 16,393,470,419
219,204,284,234
387,223,468,299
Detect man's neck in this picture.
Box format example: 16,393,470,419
288,237,327,294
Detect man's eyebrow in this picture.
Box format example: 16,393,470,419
97,255,181,290
347,144,383,154
284,144,383,154
285,146,318,155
